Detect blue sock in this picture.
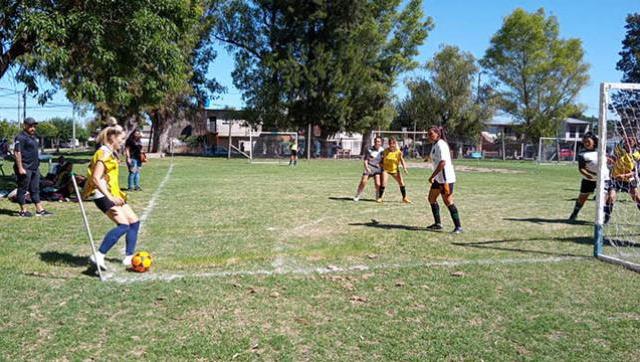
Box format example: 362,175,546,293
126,221,140,255
99,224,130,254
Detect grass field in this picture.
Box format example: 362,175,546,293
0,156,639,360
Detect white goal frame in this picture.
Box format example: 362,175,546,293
595,82,640,272
248,132,299,164
537,137,579,163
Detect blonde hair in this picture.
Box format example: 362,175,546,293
96,124,124,146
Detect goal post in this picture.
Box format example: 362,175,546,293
372,130,431,159
595,82,640,272
537,137,578,163
248,132,299,164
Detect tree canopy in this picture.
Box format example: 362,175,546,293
481,8,589,142
617,13,640,83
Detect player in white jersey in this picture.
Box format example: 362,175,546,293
569,132,608,221
354,137,384,201
426,126,462,233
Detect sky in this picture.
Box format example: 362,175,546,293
0,0,637,123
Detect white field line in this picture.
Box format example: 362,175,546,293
139,163,174,230
107,256,588,283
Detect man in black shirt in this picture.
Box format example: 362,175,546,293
14,117,53,217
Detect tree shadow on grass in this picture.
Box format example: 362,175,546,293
451,236,597,258
349,219,428,231
504,217,591,226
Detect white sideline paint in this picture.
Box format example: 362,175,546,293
139,163,174,230
107,256,588,283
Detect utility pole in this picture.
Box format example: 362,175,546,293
72,106,77,151
23,89,26,120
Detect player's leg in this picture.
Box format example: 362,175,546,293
441,183,462,233
374,173,381,199
392,172,410,203
570,179,596,221
120,204,140,266
427,183,442,230
378,171,389,202
354,174,370,201
604,183,617,224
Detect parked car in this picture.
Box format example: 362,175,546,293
559,148,574,160
204,146,244,157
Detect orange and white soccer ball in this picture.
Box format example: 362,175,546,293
130,251,152,272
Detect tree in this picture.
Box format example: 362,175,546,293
395,45,493,143
36,122,58,149
617,13,640,83
481,8,589,142
215,0,432,154
0,119,21,141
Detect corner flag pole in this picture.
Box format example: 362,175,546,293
71,173,105,281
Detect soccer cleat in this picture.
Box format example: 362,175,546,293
89,252,108,271
402,197,412,204
18,211,33,217
353,196,360,202
376,198,383,203
452,227,464,234
426,223,443,230
35,209,53,217
122,255,133,267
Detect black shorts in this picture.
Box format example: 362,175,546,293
94,197,117,213
291,150,298,156
607,179,637,193
580,179,597,194
431,180,455,194
363,164,382,177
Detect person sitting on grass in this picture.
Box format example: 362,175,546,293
426,126,462,234
83,120,140,270
377,137,411,204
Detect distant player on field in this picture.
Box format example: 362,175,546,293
604,134,640,224
377,137,411,203
569,132,609,221
426,126,462,233
353,136,384,201
289,138,298,166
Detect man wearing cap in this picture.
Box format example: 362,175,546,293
14,117,52,217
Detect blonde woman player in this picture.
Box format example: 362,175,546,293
83,120,140,270
377,137,411,203
353,136,384,201
427,126,462,233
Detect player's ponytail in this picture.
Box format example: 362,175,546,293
96,117,124,146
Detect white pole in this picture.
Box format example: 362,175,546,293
594,83,609,256
71,174,105,281
227,120,232,160
72,107,76,151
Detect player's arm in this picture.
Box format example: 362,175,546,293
429,161,445,183
400,153,408,174
13,140,26,175
92,160,124,206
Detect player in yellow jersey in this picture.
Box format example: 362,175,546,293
377,137,410,203
83,120,140,271
289,138,298,166
604,135,640,224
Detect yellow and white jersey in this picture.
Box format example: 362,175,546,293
83,145,126,200
611,143,640,180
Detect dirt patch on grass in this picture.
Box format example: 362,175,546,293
407,162,524,174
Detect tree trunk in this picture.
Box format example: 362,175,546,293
360,129,372,157
150,109,172,153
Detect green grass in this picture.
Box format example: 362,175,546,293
0,156,639,360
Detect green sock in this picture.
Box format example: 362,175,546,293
447,204,461,228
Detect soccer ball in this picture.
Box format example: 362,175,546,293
130,251,152,273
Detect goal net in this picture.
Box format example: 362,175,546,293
595,82,640,272
249,132,299,164
537,137,578,163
